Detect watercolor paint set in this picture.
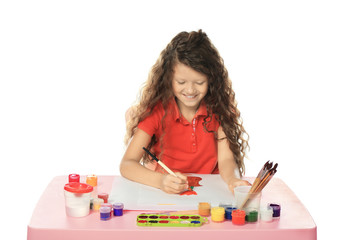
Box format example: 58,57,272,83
136,214,208,227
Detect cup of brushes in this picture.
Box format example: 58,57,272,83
235,161,278,210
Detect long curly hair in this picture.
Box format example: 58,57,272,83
125,30,249,176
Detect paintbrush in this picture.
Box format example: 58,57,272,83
141,210,199,216
254,164,278,193
142,147,178,177
142,147,193,193
238,161,278,209
249,161,272,193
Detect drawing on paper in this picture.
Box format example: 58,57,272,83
180,176,202,196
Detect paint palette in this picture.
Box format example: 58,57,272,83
136,214,207,227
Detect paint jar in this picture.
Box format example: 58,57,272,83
245,209,258,222
211,207,225,222
64,182,93,217
101,203,113,208
232,209,246,225
113,203,124,216
260,206,273,222
86,174,98,199
98,193,109,203
268,203,281,218
219,202,232,208
86,174,98,186
93,198,104,211
100,206,111,221
101,203,113,216
198,202,211,216
234,186,261,210
224,205,237,220
68,174,80,183
90,198,94,209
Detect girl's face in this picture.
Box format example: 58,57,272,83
172,63,208,113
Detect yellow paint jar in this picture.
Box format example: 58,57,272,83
93,198,104,211
211,207,225,222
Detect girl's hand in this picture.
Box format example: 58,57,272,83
227,177,251,194
160,172,189,194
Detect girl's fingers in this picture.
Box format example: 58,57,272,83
162,173,189,194
174,172,188,182
229,179,251,193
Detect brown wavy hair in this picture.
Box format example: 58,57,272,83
125,30,249,176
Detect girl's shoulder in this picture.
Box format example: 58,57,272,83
151,101,166,115
142,101,166,122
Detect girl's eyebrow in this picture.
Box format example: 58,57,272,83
174,77,207,82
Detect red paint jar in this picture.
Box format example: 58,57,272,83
232,209,246,225
98,193,109,203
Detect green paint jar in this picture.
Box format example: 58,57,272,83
246,210,258,222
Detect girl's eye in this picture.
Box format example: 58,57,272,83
177,81,185,85
196,82,205,85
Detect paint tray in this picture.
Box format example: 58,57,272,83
137,214,208,227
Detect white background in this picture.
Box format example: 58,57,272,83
1,0,341,239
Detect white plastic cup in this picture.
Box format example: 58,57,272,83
64,182,93,217
234,186,261,210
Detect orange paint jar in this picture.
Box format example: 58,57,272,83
232,209,246,225
86,174,97,187
198,202,211,216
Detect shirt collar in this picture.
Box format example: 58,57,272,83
170,97,208,121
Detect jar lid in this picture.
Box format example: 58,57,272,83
68,173,80,183
93,198,104,204
113,203,124,208
98,193,109,199
101,203,112,208
232,209,246,217
64,182,93,193
100,206,112,213
261,206,273,214
211,207,225,213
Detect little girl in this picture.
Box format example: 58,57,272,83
120,30,250,194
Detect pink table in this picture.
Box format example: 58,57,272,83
27,176,316,240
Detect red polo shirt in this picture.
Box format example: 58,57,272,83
138,98,220,174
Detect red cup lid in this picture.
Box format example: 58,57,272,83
68,174,80,183
64,182,93,193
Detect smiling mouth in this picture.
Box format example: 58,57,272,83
184,94,197,99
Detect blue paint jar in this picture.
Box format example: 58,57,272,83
100,206,111,221
268,203,281,218
113,203,124,216
224,205,237,220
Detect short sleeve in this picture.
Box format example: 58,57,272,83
137,105,163,137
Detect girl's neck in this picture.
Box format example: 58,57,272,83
175,99,200,122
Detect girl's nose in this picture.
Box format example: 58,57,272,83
185,83,196,94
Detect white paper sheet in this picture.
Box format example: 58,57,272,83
108,174,235,210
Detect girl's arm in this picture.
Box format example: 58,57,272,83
217,126,250,193
120,128,188,194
